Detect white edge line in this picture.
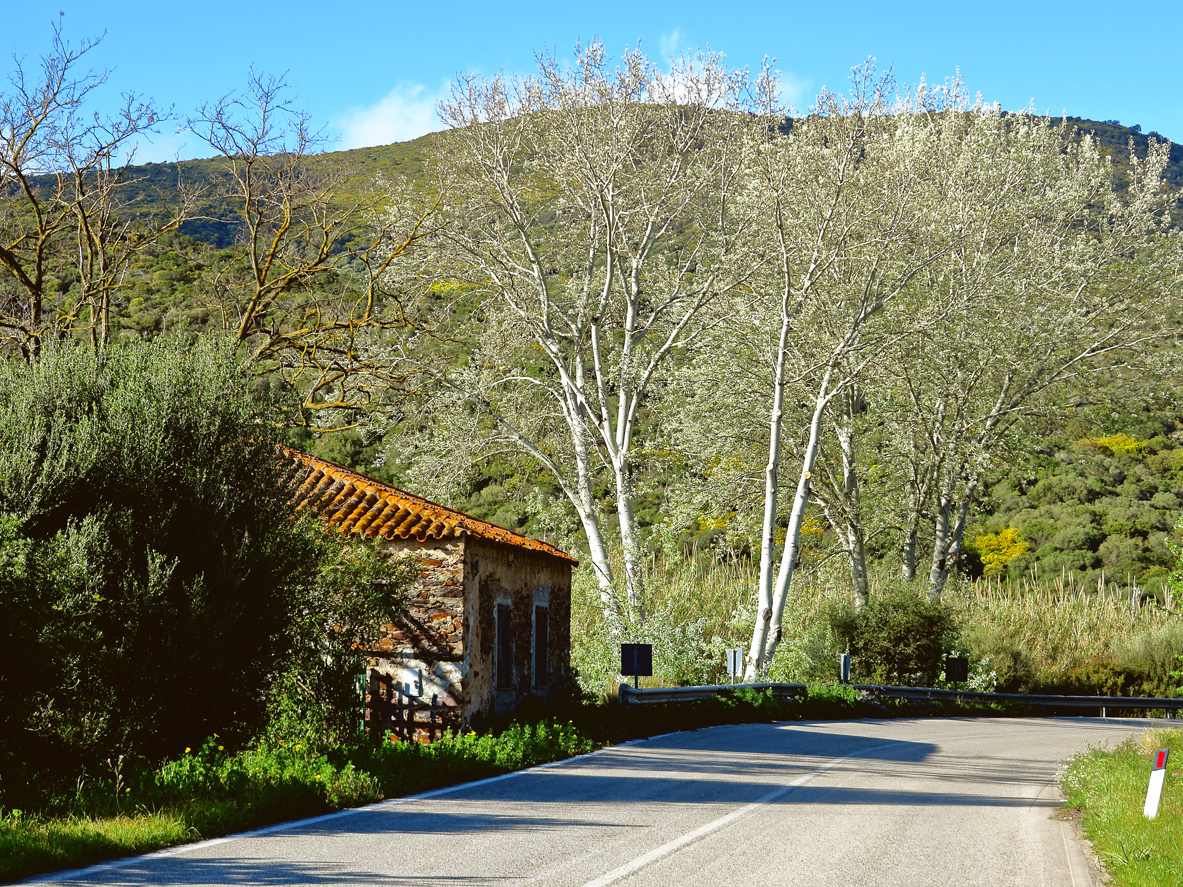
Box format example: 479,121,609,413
20,734,665,884
577,738,905,887
1060,821,1081,887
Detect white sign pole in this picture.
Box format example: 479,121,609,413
1144,748,1169,819
725,648,741,685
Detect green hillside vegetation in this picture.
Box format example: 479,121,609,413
94,118,1183,251
974,428,1183,593
5,41,1182,692
16,115,1177,360
111,122,1181,602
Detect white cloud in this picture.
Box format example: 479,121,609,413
659,28,684,65
333,81,448,150
777,71,814,112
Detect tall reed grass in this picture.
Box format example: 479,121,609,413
571,551,1183,696
946,575,1181,675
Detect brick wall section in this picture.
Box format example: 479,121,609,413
377,537,465,663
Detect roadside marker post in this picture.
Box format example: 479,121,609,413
1144,748,1169,819
839,653,851,685
725,648,741,684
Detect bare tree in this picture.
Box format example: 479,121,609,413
188,70,438,416
0,24,191,357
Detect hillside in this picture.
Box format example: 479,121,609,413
10,113,1183,598
113,118,1183,248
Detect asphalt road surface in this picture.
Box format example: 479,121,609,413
26,717,1179,887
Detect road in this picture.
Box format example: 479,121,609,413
27,717,1177,887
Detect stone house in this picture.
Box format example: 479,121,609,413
283,450,576,738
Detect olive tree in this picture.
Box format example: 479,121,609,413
0,337,409,801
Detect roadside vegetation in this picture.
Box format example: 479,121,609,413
0,686,1024,884
570,553,1183,700
3,22,1183,887
1063,727,1183,886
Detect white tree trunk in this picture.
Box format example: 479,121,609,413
612,454,646,621
745,306,793,679
901,531,918,581
927,477,976,602
746,363,836,677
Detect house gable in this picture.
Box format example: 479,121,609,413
283,449,575,736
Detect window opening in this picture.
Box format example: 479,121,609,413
496,602,513,689
534,605,550,688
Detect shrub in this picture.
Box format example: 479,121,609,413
975,527,1029,576
0,339,410,806
829,585,957,685
959,626,1038,692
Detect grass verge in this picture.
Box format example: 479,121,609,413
1061,726,1183,886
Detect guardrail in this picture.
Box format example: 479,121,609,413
618,681,1183,717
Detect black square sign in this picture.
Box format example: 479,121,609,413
945,656,969,684
620,643,653,677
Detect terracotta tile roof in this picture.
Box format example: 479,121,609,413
282,449,577,564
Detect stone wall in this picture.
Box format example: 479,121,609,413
365,537,467,738
465,536,572,723
361,533,573,738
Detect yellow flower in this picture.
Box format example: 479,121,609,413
184,747,191,754
217,745,223,751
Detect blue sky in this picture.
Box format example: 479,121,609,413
6,1,1180,162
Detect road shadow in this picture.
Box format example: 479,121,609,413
294,808,627,837
50,857,512,886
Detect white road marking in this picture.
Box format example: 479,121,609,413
1060,821,1080,887
24,719,1152,885
576,721,1145,887
578,738,904,887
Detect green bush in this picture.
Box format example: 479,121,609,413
0,339,411,807
829,585,957,686
960,626,1039,692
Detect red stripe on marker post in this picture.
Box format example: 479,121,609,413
1144,749,1169,819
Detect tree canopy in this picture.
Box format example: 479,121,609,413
0,337,408,805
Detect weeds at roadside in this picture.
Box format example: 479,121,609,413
1062,727,1183,886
